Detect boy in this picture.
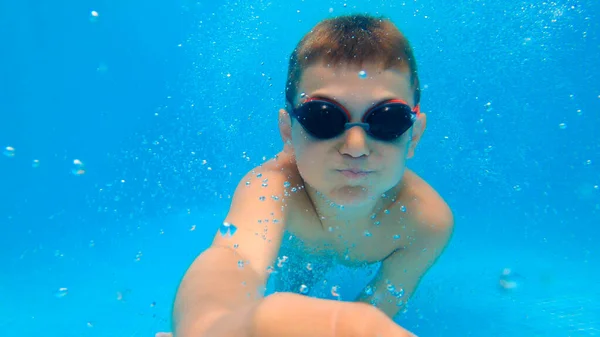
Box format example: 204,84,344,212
167,14,453,337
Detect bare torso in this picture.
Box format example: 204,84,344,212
263,152,433,298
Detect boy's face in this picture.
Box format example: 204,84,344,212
280,63,426,206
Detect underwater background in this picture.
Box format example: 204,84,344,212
1,1,599,336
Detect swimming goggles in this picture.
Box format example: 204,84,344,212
288,96,420,141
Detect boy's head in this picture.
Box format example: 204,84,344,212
279,14,426,207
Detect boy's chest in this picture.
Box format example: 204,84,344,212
284,205,412,265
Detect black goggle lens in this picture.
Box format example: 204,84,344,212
292,100,416,141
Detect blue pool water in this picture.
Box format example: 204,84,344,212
1,1,599,336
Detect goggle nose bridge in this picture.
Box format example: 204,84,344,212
344,122,370,132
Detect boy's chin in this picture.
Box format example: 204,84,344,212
324,185,379,207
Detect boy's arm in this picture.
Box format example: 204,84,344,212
171,166,418,337
172,167,291,336
357,204,454,318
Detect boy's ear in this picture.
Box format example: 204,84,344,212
407,112,426,159
279,108,293,153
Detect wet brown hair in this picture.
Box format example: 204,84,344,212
285,14,420,109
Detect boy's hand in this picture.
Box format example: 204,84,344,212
162,292,415,337
250,293,415,337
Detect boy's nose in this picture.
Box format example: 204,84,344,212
339,125,370,158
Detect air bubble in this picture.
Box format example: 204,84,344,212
331,285,340,298
3,146,15,157
499,268,523,290
277,255,288,268
219,222,237,237
72,159,86,176
299,284,309,294
90,10,99,23
484,102,493,112
55,287,68,298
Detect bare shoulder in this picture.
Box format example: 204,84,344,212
216,152,304,276
258,152,302,183
237,152,303,195
227,151,304,219
397,169,454,239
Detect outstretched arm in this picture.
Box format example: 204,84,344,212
172,167,290,336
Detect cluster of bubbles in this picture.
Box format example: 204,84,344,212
3,14,101,174
3,146,86,176
386,281,405,299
